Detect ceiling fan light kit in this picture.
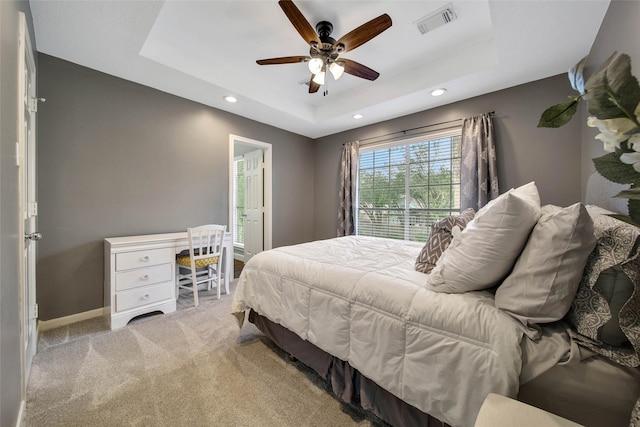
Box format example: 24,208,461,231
256,0,392,94
312,71,325,85
308,57,323,74
329,62,345,80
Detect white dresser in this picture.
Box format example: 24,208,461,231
104,232,233,330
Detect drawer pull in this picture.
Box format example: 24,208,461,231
141,274,149,281
141,256,150,262
142,294,150,300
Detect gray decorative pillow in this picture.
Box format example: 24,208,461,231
415,208,475,274
495,203,596,339
566,205,640,367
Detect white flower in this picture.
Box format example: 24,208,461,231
629,103,640,150
620,151,640,172
629,133,640,151
587,116,638,152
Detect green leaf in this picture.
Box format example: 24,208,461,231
537,100,579,128
592,152,640,184
625,126,640,136
608,213,640,227
584,52,640,120
568,56,587,95
628,199,640,226
613,186,640,200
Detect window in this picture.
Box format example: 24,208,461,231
357,129,462,241
233,158,245,246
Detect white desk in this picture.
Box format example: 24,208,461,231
104,232,233,330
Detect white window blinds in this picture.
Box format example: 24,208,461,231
357,129,462,241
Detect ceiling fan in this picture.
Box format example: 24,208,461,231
256,0,392,94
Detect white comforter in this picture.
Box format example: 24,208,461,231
231,236,524,427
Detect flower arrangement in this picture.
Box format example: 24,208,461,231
538,52,640,226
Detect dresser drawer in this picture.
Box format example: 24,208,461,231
115,247,173,271
115,282,174,312
115,263,173,292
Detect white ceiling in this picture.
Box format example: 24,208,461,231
30,0,610,139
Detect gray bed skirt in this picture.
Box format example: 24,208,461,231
249,309,640,427
248,310,450,427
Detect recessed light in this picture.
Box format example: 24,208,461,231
430,88,447,97
224,96,238,103
353,114,363,119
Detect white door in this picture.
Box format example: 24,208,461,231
18,12,39,382
244,149,264,262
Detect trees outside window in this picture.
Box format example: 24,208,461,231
357,131,461,241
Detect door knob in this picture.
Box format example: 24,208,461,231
25,232,43,241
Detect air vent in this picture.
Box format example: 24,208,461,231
415,4,457,35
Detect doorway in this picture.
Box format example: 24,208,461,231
229,135,272,266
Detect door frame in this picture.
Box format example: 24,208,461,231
228,134,272,254
17,10,38,400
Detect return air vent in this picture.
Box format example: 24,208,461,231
415,4,457,35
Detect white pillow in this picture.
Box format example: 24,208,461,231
495,203,596,339
426,182,541,293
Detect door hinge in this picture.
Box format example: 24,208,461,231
28,97,38,113
28,201,38,217
28,97,45,113
30,304,38,319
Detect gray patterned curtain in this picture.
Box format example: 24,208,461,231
460,113,499,211
337,141,359,236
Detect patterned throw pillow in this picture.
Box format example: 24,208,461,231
631,398,640,427
415,208,475,274
566,205,640,367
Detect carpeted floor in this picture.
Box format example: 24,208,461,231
26,281,384,427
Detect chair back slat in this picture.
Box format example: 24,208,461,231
188,224,226,261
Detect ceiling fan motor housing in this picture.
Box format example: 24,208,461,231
315,21,341,51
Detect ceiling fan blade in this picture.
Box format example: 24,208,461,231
309,75,320,93
341,59,380,81
334,14,392,53
256,56,310,65
278,0,321,47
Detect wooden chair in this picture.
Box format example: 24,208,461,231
176,224,226,306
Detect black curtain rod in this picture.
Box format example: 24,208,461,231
351,111,495,145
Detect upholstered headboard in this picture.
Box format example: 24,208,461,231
585,172,628,214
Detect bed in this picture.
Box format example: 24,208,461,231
231,181,640,427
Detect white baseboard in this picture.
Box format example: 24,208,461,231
38,308,104,332
16,399,25,427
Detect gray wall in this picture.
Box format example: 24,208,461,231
312,74,582,240
37,54,314,320
580,0,640,200
33,0,640,320
1,1,37,425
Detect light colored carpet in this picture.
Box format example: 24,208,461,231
26,282,383,426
